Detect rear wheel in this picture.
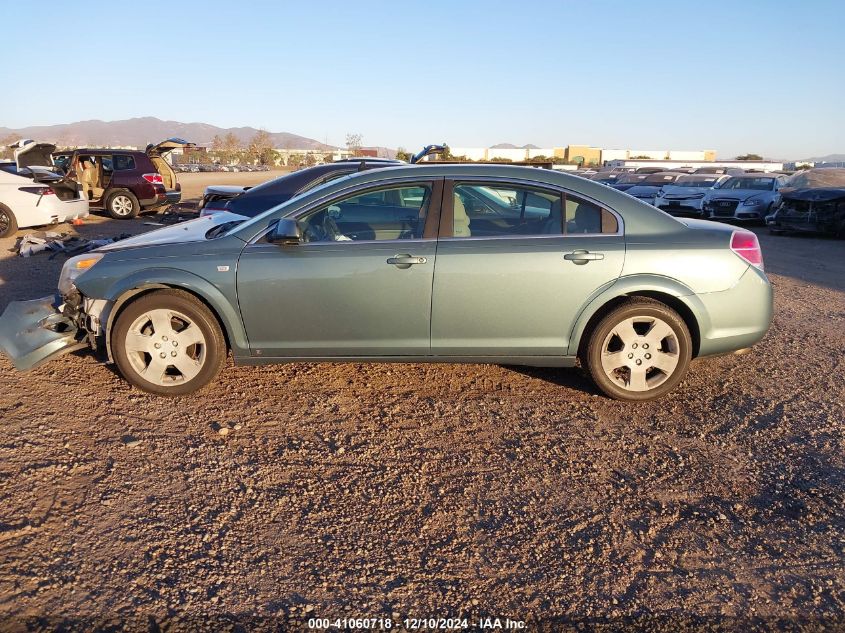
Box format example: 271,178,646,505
584,298,692,401
106,190,140,219
0,204,17,238
112,290,226,396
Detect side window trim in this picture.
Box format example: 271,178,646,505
440,178,624,239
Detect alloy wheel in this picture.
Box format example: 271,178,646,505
111,195,134,216
0,210,9,233
599,316,680,392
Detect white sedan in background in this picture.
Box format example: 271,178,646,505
0,141,88,237
654,174,729,216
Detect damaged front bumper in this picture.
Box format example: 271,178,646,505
0,295,88,371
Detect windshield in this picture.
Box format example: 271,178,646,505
642,174,680,185
720,177,775,191
617,173,649,184
674,177,719,188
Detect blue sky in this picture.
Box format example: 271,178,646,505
1,0,843,158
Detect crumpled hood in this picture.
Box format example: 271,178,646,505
781,187,845,202
96,212,245,252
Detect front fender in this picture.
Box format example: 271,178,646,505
84,268,250,361
566,274,707,357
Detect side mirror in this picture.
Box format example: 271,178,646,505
268,218,302,245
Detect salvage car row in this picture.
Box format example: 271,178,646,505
584,166,845,236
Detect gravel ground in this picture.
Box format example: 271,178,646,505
0,202,843,631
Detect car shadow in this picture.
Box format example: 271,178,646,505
503,364,601,395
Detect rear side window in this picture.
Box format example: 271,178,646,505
451,183,618,237
452,183,561,237
113,154,136,171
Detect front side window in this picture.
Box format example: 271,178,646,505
299,183,432,242
451,183,617,237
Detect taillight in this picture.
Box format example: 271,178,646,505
142,173,163,184
731,230,764,270
19,186,55,195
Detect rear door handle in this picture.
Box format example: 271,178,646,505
387,254,427,268
564,250,605,265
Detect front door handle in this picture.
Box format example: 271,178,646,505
564,250,605,265
387,254,427,268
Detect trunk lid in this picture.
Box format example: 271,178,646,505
147,138,195,157
14,141,57,170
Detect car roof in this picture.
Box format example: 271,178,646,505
230,163,686,240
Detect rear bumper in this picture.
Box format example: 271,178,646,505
693,266,773,357
0,296,85,371
18,198,89,229
140,190,181,209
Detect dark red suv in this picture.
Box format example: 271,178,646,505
54,138,193,219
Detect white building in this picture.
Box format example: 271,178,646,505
602,149,714,162
444,147,557,161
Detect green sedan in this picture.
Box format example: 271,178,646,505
0,164,773,401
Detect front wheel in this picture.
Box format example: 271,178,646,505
112,289,227,395
584,298,692,401
106,190,140,219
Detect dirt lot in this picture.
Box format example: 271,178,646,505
177,170,291,204
0,180,843,631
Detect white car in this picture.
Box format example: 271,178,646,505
654,174,729,216
0,140,88,237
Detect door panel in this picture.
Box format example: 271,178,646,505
431,236,624,355
236,178,443,357
237,240,437,356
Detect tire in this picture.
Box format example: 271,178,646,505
583,298,693,401
106,190,140,219
0,204,18,238
112,289,227,396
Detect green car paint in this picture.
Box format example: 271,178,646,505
0,164,773,382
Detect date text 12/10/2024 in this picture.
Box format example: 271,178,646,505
308,617,527,629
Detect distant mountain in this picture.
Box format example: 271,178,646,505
0,117,335,150
490,143,540,149
802,153,845,163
